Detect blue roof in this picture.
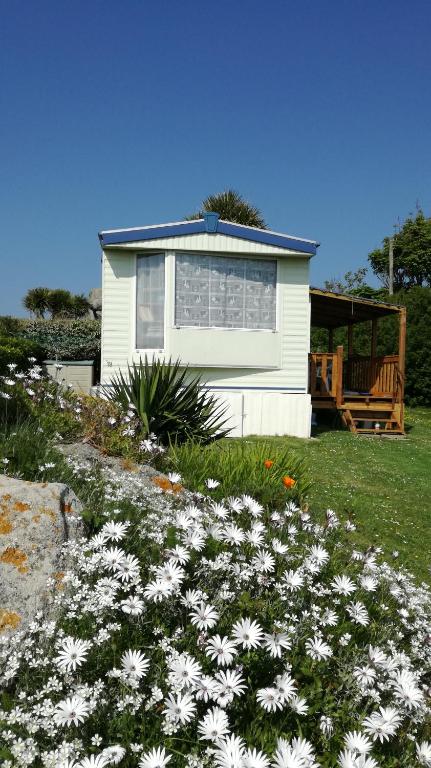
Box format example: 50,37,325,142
99,213,319,255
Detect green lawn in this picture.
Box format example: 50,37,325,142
247,408,431,583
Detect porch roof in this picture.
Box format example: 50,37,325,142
310,288,404,329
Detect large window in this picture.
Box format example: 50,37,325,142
136,253,165,349
175,254,277,330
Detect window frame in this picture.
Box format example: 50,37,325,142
173,251,278,333
134,251,167,353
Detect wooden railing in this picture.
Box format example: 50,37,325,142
309,350,401,402
345,355,400,396
309,348,343,404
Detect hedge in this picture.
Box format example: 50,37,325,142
22,318,101,361
0,335,44,375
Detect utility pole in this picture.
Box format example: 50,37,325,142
388,235,394,295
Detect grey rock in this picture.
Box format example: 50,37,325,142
55,441,167,482
0,475,82,635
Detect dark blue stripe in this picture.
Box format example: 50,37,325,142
99,220,318,254
99,220,203,245
217,222,317,255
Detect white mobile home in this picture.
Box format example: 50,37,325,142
99,214,319,438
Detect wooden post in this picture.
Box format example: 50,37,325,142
371,318,378,359
398,307,406,379
336,345,344,407
397,307,406,432
328,328,334,353
347,325,354,358
389,236,394,295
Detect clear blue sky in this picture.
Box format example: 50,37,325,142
1,0,430,316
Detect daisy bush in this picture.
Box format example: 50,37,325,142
0,363,168,469
1,455,431,768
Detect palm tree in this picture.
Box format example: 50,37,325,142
45,289,74,318
22,287,51,318
188,189,266,228
70,293,91,318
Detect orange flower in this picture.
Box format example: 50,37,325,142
282,475,296,489
264,459,274,469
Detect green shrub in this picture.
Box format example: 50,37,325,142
22,318,101,360
0,335,44,375
103,357,231,444
168,438,311,506
0,417,61,480
0,316,27,337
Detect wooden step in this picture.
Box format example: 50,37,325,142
351,416,398,423
342,401,394,411
355,428,404,434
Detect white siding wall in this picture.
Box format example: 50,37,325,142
100,238,312,437
100,251,134,382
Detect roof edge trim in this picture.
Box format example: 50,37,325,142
99,219,318,255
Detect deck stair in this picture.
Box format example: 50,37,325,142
309,347,405,436
339,398,404,435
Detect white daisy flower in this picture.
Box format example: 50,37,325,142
347,601,369,626
227,496,244,513
180,589,204,608
221,524,246,546
206,478,220,489
243,749,270,768
78,757,109,768
120,649,150,679
144,580,174,602
231,617,264,649
54,695,90,727
103,546,126,569
163,691,196,724
275,672,297,702
252,550,275,572
206,635,238,666
214,668,247,699
242,495,264,516
305,636,333,661
338,750,378,768
392,668,424,710
102,745,126,765
167,471,182,483
101,520,130,541
167,545,190,564
139,747,172,768
271,742,304,768
213,734,246,768
417,741,431,767
281,569,304,592
344,731,373,755
121,595,145,615
262,631,291,658
190,602,219,631
331,574,356,596
362,706,402,742
169,653,202,688
290,695,309,715
54,637,91,672
195,674,219,702
197,707,230,741
256,687,284,712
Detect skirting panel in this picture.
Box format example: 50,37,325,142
213,391,312,438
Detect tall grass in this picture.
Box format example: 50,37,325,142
168,439,312,507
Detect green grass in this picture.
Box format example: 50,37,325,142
242,407,431,583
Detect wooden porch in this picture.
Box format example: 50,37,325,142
309,289,406,434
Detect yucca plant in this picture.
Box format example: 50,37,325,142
102,357,231,445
